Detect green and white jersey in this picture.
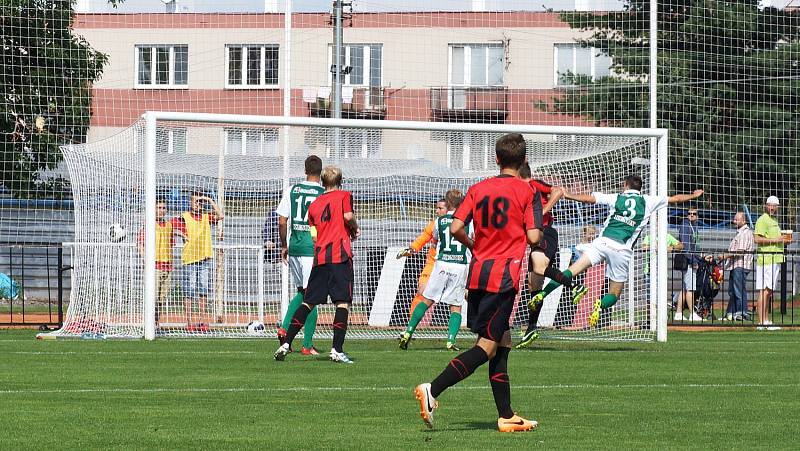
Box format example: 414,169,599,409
433,211,472,265
276,181,325,257
595,190,668,249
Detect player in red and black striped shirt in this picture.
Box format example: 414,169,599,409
415,133,542,433
274,165,360,364
515,162,572,349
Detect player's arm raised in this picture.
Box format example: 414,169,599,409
544,187,565,215
563,191,597,204
668,189,704,204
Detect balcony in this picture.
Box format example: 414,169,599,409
306,86,387,120
430,86,508,123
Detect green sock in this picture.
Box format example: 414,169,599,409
447,312,462,343
302,306,318,348
541,269,573,296
281,292,304,330
600,293,618,309
406,302,430,335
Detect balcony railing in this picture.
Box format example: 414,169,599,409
430,86,508,123
306,86,387,120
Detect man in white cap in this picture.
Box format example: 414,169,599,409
754,196,790,327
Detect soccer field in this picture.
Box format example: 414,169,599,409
0,331,797,450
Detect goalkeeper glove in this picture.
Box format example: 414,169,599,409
396,247,414,259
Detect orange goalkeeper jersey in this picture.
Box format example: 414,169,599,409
411,220,437,276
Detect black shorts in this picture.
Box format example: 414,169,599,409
466,289,517,342
305,261,353,305
530,226,558,266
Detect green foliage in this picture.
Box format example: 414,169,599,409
544,1,800,215
0,0,108,199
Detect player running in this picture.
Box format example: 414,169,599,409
415,133,542,433
276,155,324,355
274,165,360,364
530,175,703,327
515,162,569,349
396,199,447,320
399,189,470,351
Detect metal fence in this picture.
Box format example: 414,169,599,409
0,244,67,327
668,250,797,327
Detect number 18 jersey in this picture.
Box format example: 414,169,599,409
454,174,538,293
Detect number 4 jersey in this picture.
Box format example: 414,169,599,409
434,211,472,264
594,189,668,249
454,174,539,293
307,189,354,266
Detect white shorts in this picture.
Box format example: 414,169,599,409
288,256,314,289
422,261,468,306
576,236,633,283
682,267,697,291
756,264,780,290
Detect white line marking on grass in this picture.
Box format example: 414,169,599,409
2,382,798,396
8,351,258,355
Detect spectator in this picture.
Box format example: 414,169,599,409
677,208,704,321
717,212,754,321
262,210,281,263
641,231,684,274
754,196,790,327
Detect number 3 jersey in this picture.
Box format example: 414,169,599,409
594,189,668,249
454,174,539,293
307,189,354,266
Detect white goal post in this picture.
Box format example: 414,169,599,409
43,111,669,342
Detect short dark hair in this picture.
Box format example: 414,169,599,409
445,189,463,210
437,198,446,205
156,196,168,205
305,155,322,176
495,133,527,169
518,162,532,179
624,175,643,191
191,190,205,199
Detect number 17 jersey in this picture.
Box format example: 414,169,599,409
454,174,538,293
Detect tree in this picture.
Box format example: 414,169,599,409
543,0,800,217
1,0,111,199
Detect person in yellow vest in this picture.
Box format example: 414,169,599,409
137,198,185,324
173,190,224,331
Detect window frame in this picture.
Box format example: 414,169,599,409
225,44,280,89
447,43,505,88
134,44,189,89
327,43,383,88
223,128,279,156
553,43,612,87
134,127,187,154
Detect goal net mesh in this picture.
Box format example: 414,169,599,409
45,118,660,341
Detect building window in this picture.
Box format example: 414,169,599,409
226,45,279,88
224,128,279,156
135,45,188,88
135,127,187,154
554,43,612,86
328,44,382,87
449,44,504,87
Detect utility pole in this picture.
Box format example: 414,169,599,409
330,0,351,159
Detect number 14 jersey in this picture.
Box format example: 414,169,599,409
454,174,539,293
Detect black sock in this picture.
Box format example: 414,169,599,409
331,307,349,352
284,304,311,345
544,266,572,287
527,299,544,331
430,346,489,398
489,346,514,419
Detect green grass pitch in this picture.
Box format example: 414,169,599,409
0,330,798,450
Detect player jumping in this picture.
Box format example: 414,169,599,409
415,133,542,433
399,189,470,351
530,175,703,327
515,162,568,349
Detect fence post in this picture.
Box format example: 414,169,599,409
780,260,787,316
57,246,64,327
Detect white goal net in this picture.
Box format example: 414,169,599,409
41,113,668,341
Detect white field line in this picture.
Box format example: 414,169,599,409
1,383,798,396
3,349,783,356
